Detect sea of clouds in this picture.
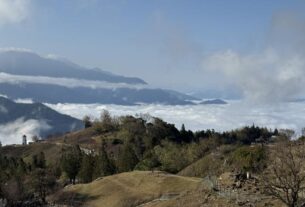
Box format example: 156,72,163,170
0,118,50,145
46,100,305,136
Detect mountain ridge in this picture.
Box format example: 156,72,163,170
0,50,198,105
0,96,83,140
0,50,147,85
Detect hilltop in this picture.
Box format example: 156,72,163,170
0,112,302,207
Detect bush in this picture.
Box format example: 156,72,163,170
230,146,266,173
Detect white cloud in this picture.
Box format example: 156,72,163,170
14,98,33,104
2,101,303,145
201,49,305,102
46,101,305,137
0,118,51,145
0,47,33,53
0,72,148,90
0,0,31,25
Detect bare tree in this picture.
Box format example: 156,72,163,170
1,178,26,206
263,142,305,207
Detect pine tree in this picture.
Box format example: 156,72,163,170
83,116,92,128
30,169,56,203
78,154,94,183
117,142,139,172
93,141,115,178
61,145,82,184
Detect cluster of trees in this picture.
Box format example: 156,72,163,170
0,151,57,206
71,112,278,176
59,112,278,183
61,142,115,184
1,111,291,206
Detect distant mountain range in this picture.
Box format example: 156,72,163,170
0,50,197,105
200,99,227,105
0,96,83,138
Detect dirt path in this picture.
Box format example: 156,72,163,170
135,193,180,207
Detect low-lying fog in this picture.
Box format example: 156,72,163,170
2,100,305,146
47,100,305,136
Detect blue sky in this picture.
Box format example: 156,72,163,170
0,0,305,98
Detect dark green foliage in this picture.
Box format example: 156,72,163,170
83,115,93,128
29,168,56,203
94,110,118,133
78,154,95,183
93,142,115,178
154,144,187,173
117,142,139,172
0,150,59,206
61,145,82,184
150,118,180,143
135,151,160,171
231,146,266,173
90,113,275,175
180,124,194,143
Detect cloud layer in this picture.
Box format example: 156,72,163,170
0,0,31,25
0,118,50,145
46,100,305,136
0,72,148,90
201,49,305,102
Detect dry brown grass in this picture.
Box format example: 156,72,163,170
61,171,202,207
58,170,285,207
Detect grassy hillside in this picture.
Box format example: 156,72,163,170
51,170,284,207
52,171,202,207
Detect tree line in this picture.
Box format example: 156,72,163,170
0,111,292,206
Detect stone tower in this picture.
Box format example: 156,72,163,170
22,135,27,145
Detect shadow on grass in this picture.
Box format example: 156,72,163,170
49,191,99,207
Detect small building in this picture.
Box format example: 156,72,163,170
22,135,27,145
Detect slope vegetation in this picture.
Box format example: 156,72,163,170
54,171,202,207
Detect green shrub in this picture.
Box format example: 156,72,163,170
231,146,266,173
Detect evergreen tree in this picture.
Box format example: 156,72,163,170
100,110,114,132
180,124,194,143
30,169,56,203
61,145,82,184
83,115,92,128
78,154,94,183
117,142,139,172
93,141,115,178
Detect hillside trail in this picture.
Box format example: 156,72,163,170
135,193,180,207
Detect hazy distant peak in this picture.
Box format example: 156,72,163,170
0,47,34,53
0,50,147,85
0,49,200,105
